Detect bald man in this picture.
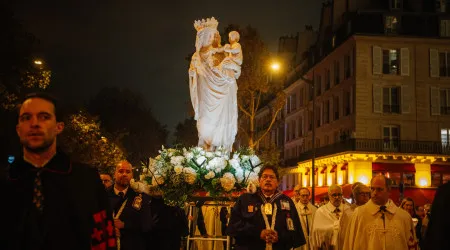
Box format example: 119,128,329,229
107,160,153,250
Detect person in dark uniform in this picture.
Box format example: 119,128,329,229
423,182,450,250
3,92,116,250
107,160,153,250
226,165,306,250
148,196,189,250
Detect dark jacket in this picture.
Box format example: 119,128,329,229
423,182,450,250
226,190,306,250
147,197,189,250
4,152,116,250
106,186,153,250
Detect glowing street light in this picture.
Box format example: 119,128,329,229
34,60,43,65
271,62,280,71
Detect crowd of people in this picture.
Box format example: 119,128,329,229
1,92,449,250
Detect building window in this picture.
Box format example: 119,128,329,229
308,110,313,131
403,173,415,186
299,88,304,107
385,16,399,34
316,105,321,128
440,52,450,77
323,100,330,124
344,91,351,116
441,129,450,154
291,94,297,112
333,96,340,120
309,85,313,101
436,0,447,13
332,36,336,48
383,125,400,152
325,135,330,145
334,60,340,84
298,117,303,137
383,49,399,74
383,87,400,113
325,69,330,90
316,75,322,96
441,20,450,37
391,0,403,9
440,89,450,114
344,54,351,79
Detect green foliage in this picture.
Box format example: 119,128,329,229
59,112,126,171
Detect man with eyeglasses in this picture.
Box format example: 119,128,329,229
310,184,348,249
342,175,417,250
338,183,370,249
293,185,317,250
227,165,306,250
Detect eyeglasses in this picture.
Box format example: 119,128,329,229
330,193,343,198
261,175,277,180
358,192,371,197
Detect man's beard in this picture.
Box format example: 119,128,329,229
22,138,53,153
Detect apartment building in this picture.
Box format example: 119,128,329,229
270,0,450,202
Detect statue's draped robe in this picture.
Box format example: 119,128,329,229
190,49,237,151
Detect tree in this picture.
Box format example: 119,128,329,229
59,112,126,171
221,25,286,149
87,87,168,166
173,117,197,147
0,2,51,110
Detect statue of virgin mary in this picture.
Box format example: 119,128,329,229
188,17,240,152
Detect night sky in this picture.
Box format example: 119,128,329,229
13,0,322,135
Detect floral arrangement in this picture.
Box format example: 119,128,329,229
133,146,262,206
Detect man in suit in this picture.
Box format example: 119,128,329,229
107,160,153,250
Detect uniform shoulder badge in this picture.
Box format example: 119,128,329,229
132,194,143,210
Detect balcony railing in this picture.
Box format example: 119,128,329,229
284,138,450,166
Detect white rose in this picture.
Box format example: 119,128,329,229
209,157,227,173
184,152,194,161
234,167,244,183
220,172,236,191
232,153,240,160
241,155,250,162
183,167,197,184
206,152,214,158
229,159,240,169
196,156,207,166
205,171,215,180
174,165,183,175
170,156,185,166
250,155,261,166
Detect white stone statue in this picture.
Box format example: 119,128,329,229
189,17,242,152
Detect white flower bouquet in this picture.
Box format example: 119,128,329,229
138,146,262,206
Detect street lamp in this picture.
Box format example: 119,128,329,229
299,74,316,205
271,62,281,72
34,60,43,65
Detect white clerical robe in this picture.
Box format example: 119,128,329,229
342,199,418,250
337,204,357,250
310,202,349,250
194,202,225,250
294,202,317,250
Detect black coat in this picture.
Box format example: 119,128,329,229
106,186,153,250
3,152,116,250
147,197,189,250
423,182,450,250
226,190,306,250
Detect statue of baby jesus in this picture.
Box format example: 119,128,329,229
215,31,243,80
